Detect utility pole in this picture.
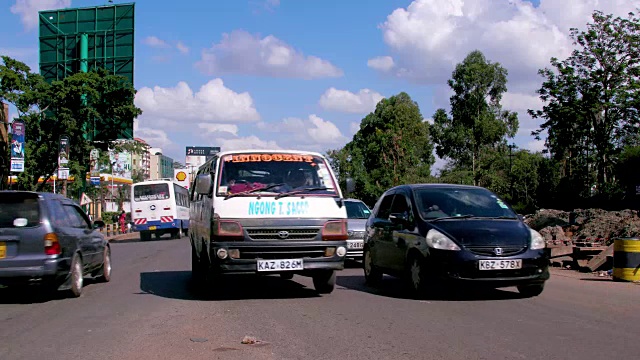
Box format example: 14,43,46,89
508,143,516,201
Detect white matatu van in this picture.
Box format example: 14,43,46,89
189,150,355,294
131,179,190,241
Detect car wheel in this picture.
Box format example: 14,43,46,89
312,270,336,294
408,255,429,297
140,231,151,241
363,247,382,286
517,284,545,297
280,273,294,280
95,247,112,282
69,253,84,298
191,245,203,283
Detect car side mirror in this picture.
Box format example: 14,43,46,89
345,178,355,194
517,214,524,221
93,220,105,229
389,212,409,226
195,174,213,196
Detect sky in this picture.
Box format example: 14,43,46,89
2,0,639,173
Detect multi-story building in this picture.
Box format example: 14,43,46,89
149,148,174,180
131,137,150,181
1,102,9,190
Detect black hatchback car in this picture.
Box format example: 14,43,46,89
363,184,549,297
0,191,111,297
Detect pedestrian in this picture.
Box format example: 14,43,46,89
119,210,126,234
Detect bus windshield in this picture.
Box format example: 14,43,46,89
134,183,170,202
217,153,339,197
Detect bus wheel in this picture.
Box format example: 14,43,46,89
140,231,151,242
174,227,183,239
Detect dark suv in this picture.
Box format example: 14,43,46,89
0,191,111,297
364,184,550,298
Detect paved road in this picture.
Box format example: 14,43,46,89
1,237,638,360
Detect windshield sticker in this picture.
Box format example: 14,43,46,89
248,200,310,216
496,199,509,209
219,186,228,194
226,154,314,163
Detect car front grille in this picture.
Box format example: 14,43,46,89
465,245,526,257
246,227,320,241
237,245,329,259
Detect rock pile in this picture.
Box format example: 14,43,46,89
524,208,640,244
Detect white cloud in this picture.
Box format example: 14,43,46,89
256,114,347,150
350,122,360,135
525,139,545,153
197,123,239,136
374,0,638,91
319,88,385,114
176,41,189,54
367,56,395,72
133,127,173,150
503,92,542,112
195,30,343,79
213,136,282,151
142,36,170,48
10,0,70,31
134,79,260,129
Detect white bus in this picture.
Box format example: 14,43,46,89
131,179,190,241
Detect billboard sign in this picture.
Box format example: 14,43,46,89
58,135,70,167
174,169,190,189
89,148,100,177
10,120,25,172
102,150,132,179
185,146,220,170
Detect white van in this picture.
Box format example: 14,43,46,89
131,179,190,241
189,150,354,294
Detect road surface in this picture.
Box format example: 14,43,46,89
1,237,638,360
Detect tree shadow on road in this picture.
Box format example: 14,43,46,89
112,234,189,244
337,275,527,301
139,271,321,301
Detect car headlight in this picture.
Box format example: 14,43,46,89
425,229,461,251
529,228,546,250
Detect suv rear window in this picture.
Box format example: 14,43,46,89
0,193,41,228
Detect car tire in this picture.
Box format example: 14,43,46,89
363,247,382,286
140,231,151,242
517,283,545,297
408,255,430,298
95,247,112,283
191,245,203,283
69,253,84,298
312,270,336,294
280,273,294,280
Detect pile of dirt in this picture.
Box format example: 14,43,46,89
524,208,640,244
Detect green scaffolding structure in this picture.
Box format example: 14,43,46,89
38,2,136,140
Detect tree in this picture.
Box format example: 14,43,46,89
0,55,142,192
530,10,640,196
346,92,434,205
431,50,519,185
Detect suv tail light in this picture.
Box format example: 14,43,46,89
44,233,61,255
322,220,348,241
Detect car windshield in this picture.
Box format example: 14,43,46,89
345,200,371,219
217,153,338,197
414,187,517,220
134,183,170,202
0,193,41,228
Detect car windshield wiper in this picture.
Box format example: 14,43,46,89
224,183,285,200
478,216,519,220
274,187,328,200
428,214,476,222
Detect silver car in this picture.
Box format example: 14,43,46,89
344,199,371,259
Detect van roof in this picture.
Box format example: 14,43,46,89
216,149,325,157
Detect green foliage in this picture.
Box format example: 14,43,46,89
431,50,518,185
0,55,142,192
530,10,640,196
339,92,434,205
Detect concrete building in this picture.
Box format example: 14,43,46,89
149,148,174,180
131,137,151,181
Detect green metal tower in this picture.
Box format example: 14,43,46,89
38,2,136,140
